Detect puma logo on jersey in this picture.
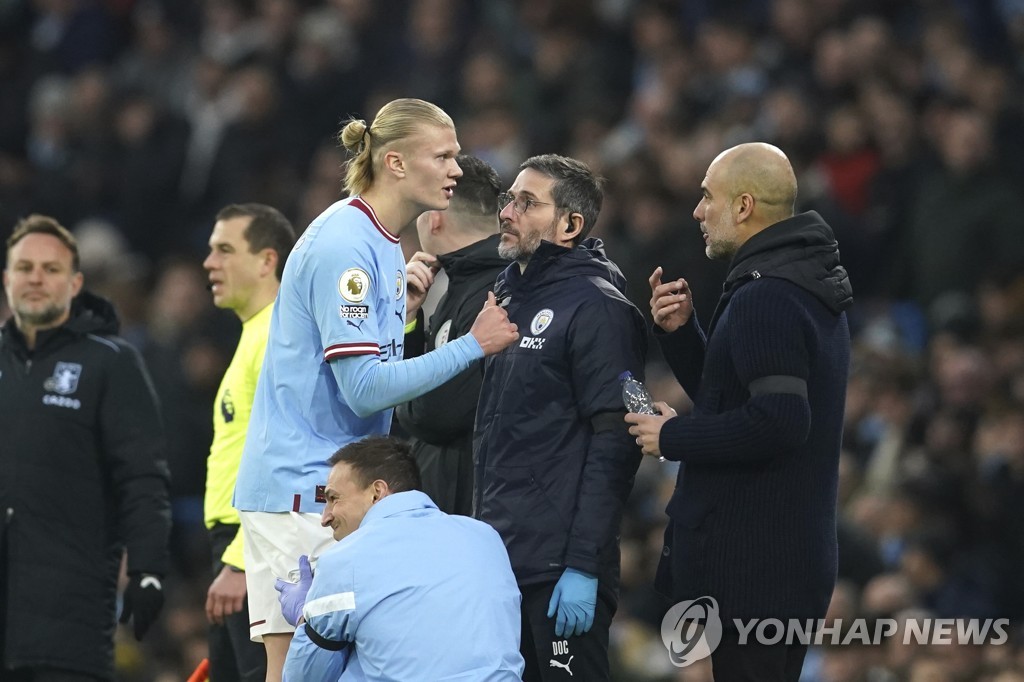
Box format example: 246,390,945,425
549,656,573,675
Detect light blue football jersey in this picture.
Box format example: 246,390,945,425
234,197,408,513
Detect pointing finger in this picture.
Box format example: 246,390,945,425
648,266,663,292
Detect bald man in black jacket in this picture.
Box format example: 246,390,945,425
628,143,852,681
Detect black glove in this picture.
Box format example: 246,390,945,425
119,573,164,640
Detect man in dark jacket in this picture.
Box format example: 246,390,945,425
396,155,506,515
627,143,852,681
475,154,647,681
0,215,171,681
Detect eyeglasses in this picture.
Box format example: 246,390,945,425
499,192,553,215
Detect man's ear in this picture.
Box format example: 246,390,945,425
70,271,84,297
429,210,445,235
383,149,405,178
735,193,755,223
260,248,278,278
370,479,391,503
562,212,584,244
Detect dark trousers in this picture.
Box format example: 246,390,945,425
519,581,614,682
208,523,267,682
710,627,807,682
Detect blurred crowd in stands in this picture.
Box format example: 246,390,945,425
2,0,1024,679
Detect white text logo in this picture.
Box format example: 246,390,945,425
43,394,81,410
519,336,545,350
732,617,1010,647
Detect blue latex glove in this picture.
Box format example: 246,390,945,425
274,554,313,626
546,567,598,637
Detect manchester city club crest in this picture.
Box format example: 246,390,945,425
530,309,554,335
395,270,405,300
44,362,82,395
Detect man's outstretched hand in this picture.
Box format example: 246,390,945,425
649,267,693,333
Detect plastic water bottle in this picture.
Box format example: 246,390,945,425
620,371,667,462
620,371,657,415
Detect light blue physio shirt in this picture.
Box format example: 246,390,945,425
234,198,483,513
284,491,525,681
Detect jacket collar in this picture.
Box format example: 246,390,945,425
706,211,853,335
359,490,438,529
1,314,75,358
494,237,628,304
437,234,506,282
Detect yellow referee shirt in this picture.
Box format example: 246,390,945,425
204,302,273,568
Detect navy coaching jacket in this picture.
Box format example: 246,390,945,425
473,238,647,604
0,292,170,679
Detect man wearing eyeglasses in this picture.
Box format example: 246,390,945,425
473,154,647,681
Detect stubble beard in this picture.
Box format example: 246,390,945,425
15,300,67,328
707,239,739,261
497,218,557,265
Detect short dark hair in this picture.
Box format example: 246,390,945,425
520,154,605,245
450,155,501,217
327,436,421,493
215,203,297,280
6,214,79,271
